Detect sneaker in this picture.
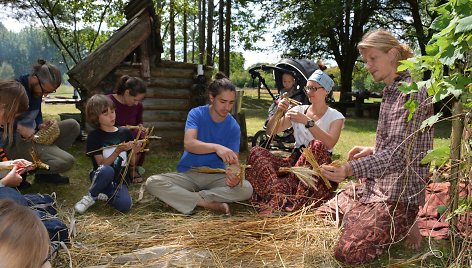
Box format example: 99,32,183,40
97,193,109,201
35,174,69,184
74,194,95,214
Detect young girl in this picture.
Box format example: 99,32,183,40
108,75,147,183
0,80,33,198
0,199,52,268
74,94,142,214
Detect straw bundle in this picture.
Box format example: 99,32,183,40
191,165,249,186
33,120,60,145
301,147,332,189
279,166,320,189
55,204,339,268
266,93,301,148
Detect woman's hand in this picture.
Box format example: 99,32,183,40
347,146,374,161
1,166,23,187
16,125,35,141
215,145,238,164
286,110,310,124
277,98,290,112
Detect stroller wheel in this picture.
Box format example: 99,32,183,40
252,130,270,148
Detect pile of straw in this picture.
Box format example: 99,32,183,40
54,203,339,267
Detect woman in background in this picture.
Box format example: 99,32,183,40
108,75,147,183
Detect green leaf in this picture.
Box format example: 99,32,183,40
420,113,443,130
404,98,418,121
421,146,450,166
399,82,418,94
439,44,464,66
431,15,451,31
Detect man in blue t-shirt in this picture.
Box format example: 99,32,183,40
145,75,253,215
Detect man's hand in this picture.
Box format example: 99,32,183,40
347,146,374,161
320,163,353,183
12,159,33,174
215,145,238,164
225,168,240,188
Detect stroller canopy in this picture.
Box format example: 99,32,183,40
274,59,319,91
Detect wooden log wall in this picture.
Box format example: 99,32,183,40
114,61,211,147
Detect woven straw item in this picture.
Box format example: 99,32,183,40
33,120,60,145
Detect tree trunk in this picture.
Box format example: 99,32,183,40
198,0,206,64
449,99,464,259
224,0,231,77
183,9,188,62
192,8,196,63
206,0,214,66
170,0,176,61
218,0,224,72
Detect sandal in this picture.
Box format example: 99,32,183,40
131,174,144,183
129,167,144,183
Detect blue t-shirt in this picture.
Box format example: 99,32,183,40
177,105,240,172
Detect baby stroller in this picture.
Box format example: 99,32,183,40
249,59,319,151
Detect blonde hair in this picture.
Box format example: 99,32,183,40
357,29,413,66
32,59,62,90
86,94,116,129
0,80,29,143
0,199,50,268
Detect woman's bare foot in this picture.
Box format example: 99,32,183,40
197,198,231,216
404,221,422,250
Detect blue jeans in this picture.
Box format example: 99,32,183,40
89,165,132,212
0,187,28,206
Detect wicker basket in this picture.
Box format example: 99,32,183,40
33,120,60,145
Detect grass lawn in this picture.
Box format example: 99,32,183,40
21,89,453,267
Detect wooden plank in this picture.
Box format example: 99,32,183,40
147,77,194,88
150,67,195,79
145,87,191,99
142,110,188,122
68,12,151,91
145,121,185,130
142,99,192,110
140,42,151,78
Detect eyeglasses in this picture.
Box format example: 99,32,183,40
35,75,56,94
304,86,324,92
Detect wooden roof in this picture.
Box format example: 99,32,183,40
68,4,153,91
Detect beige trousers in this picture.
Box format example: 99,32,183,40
6,119,80,174
145,171,253,214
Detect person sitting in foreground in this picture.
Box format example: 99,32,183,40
7,59,80,185
145,73,253,216
74,94,142,214
246,70,345,215
318,29,433,265
0,199,52,268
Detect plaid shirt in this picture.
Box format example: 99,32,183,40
350,72,433,206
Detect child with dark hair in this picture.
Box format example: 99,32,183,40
145,73,253,216
74,94,142,214
108,75,147,182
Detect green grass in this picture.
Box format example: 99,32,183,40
22,90,456,267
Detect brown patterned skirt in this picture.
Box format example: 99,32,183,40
246,139,336,212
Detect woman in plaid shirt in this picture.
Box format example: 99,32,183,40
319,29,434,265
